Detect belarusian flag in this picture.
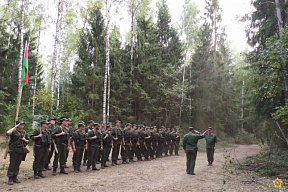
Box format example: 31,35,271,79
21,41,28,86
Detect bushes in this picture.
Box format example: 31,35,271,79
235,129,257,144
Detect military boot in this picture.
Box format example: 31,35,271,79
34,170,39,179
38,171,45,178
52,167,57,176
92,166,99,171
8,177,13,185
74,166,78,173
60,167,68,174
77,166,81,172
13,176,21,183
87,166,91,171
101,164,105,169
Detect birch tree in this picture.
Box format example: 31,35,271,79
15,0,25,121
50,0,63,115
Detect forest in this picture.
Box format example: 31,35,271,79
0,0,288,149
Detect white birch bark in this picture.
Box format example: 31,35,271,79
15,0,25,122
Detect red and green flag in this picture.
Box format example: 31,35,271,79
21,41,29,86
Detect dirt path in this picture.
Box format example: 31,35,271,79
0,144,275,191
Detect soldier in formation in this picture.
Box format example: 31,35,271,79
5,118,187,185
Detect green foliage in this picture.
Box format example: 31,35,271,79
235,129,257,144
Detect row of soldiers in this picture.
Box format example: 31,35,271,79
6,118,180,185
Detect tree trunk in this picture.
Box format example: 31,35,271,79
15,0,25,122
213,8,217,134
32,19,42,117
50,0,63,116
107,67,111,122
275,0,283,32
130,11,134,95
103,0,112,125
241,79,244,130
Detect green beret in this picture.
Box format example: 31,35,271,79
189,127,194,131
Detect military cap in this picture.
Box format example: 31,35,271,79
140,124,144,127
94,122,100,126
41,120,50,125
171,128,175,131
125,123,131,127
78,122,85,127
161,126,165,128
153,126,157,128
188,127,194,131
60,118,68,123
48,117,56,121
16,120,25,125
132,124,136,127
106,124,111,128
208,127,212,130
67,118,72,122
88,120,94,124
116,120,121,123
150,127,154,129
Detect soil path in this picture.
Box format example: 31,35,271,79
0,144,272,192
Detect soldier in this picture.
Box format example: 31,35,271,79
156,128,164,158
83,120,94,166
136,125,145,161
87,123,102,171
52,118,70,175
6,120,29,185
30,120,51,179
162,127,168,156
111,120,123,165
144,127,152,161
183,127,207,175
169,129,176,156
166,128,171,156
204,127,217,166
151,126,158,159
44,117,56,170
64,118,73,168
122,123,132,164
101,125,113,169
98,121,105,164
129,124,138,162
71,122,87,172
175,129,180,156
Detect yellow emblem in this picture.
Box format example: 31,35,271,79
273,177,283,188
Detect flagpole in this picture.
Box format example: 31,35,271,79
15,41,27,122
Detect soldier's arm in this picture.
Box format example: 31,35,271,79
6,123,20,136
30,129,39,140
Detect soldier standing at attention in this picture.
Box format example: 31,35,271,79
122,123,132,164
129,124,138,162
111,120,123,166
204,127,217,166
64,118,73,168
52,118,70,175
83,120,94,166
144,127,152,161
151,126,158,159
87,123,102,171
174,129,180,156
183,127,207,175
156,128,164,158
137,125,146,161
169,129,176,156
44,117,56,170
30,120,51,179
71,122,87,172
6,120,29,185
101,125,113,169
